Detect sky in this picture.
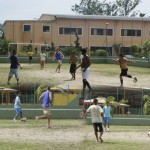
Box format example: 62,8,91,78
0,0,150,24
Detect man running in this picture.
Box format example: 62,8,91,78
12,91,24,122
35,86,52,128
53,48,64,73
112,53,137,86
76,48,92,97
84,98,104,142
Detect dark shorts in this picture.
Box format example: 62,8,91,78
93,123,103,132
29,56,32,60
120,69,128,76
70,64,76,73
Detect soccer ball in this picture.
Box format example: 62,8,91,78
79,112,84,118
148,132,150,137
21,117,27,122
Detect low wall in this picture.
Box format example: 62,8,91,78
1,56,150,68
85,115,150,126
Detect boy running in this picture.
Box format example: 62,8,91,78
112,53,137,86
53,48,64,73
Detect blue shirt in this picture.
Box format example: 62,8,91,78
103,105,111,117
10,55,19,69
14,96,21,109
55,51,62,60
41,91,51,108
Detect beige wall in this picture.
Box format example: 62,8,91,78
3,15,150,55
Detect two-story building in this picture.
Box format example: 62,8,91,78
3,14,150,56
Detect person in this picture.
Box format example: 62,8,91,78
79,54,83,63
84,98,104,142
112,53,137,86
103,101,111,132
27,50,34,64
12,91,24,122
69,51,78,80
76,48,92,97
35,86,52,128
53,48,64,73
7,50,22,85
40,50,46,69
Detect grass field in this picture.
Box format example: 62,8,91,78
0,63,150,87
0,63,150,150
0,119,149,150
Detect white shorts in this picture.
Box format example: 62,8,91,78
82,68,90,79
57,60,62,65
43,108,51,116
9,68,19,78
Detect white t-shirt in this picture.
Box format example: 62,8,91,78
86,105,103,123
80,54,83,63
40,53,46,61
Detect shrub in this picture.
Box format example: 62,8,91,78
95,49,107,56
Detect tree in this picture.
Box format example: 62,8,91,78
72,0,106,15
72,0,142,17
112,43,121,56
143,95,150,115
116,0,141,16
0,38,11,55
142,41,150,57
129,44,139,55
74,32,80,49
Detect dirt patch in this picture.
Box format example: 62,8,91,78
0,120,149,144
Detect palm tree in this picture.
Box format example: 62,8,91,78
143,95,150,115
106,96,116,117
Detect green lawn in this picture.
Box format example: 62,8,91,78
0,119,149,150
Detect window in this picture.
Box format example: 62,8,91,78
23,25,31,32
121,29,141,36
59,27,82,35
91,28,113,36
43,26,50,32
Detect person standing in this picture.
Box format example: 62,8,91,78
7,50,22,85
12,91,24,122
27,50,34,64
35,86,52,128
69,51,78,80
40,50,46,69
53,48,64,73
103,101,111,132
76,48,92,97
112,53,137,86
84,98,104,142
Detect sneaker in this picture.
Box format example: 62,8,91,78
12,118,17,122
107,128,110,132
35,116,39,121
133,77,137,83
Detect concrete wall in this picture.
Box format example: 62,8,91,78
1,56,150,68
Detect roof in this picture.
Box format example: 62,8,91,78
39,14,150,21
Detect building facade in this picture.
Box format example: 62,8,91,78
3,14,150,56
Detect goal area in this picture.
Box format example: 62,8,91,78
8,43,49,57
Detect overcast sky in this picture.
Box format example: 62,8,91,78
0,0,150,24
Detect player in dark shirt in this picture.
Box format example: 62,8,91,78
7,50,22,85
